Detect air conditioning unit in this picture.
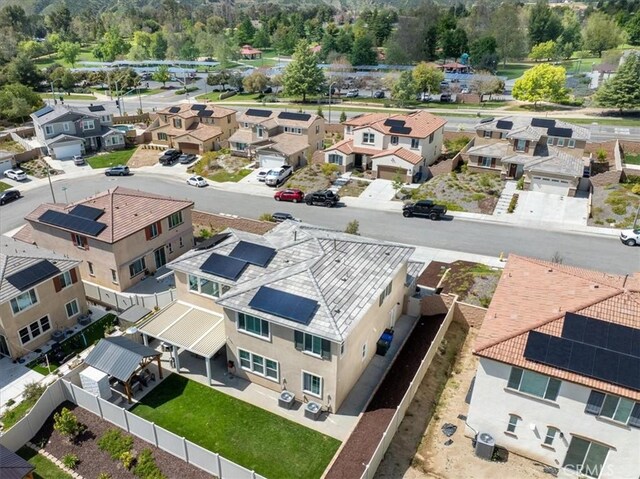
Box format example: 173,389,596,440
475,432,495,460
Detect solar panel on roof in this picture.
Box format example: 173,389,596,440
168,106,181,113
548,127,573,138
495,120,513,130
200,253,247,280
384,119,406,127
389,126,412,134
6,260,60,291
38,210,107,237
229,241,275,267
523,331,549,362
87,105,106,112
278,112,311,122
249,286,317,324
617,355,640,390
545,336,572,369
196,233,231,250
562,312,587,341
593,348,620,382
568,342,596,376
198,110,213,117
69,204,104,221
246,109,272,117
191,104,206,111
564,313,640,357
583,318,609,348
34,105,54,118
531,118,556,129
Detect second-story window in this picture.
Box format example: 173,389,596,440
63,122,70,132
168,211,183,229
188,274,228,298
238,313,270,339
515,139,527,152
10,289,38,315
45,125,54,135
72,233,88,249
507,367,561,401
585,390,640,427
173,118,182,128
158,133,168,141
557,138,565,147
484,130,492,138
547,137,554,146
316,125,320,134
146,221,161,240
58,271,73,289
390,136,398,145
257,127,264,138
411,138,420,149
568,139,576,148
346,126,352,134
81,120,95,131
379,281,393,306
294,331,331,359
363,132,375,144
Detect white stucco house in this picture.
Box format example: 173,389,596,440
467,255,640,479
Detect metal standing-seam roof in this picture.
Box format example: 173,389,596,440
0,444,34,479
84,336,160,382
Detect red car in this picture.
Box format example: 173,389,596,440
274,188,304,203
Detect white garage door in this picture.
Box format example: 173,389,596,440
52,143,81,160
530,176,570,195
259,154,284,170
0,158,12,175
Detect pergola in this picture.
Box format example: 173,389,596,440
84,336,162,403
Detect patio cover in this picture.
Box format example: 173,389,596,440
0,444,34,479
118,305,152,324
85,336,161,382
139,301,225,359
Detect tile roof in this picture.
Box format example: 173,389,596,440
256,133,308,156
25,187,193,244
474,116,590,141
325,138,380,156
372,147,424,165
349,110,446,138
228,129,254,145
466,142,511,158
11,224,35,245
174,123,222,142
0,235,81,303
503,147,584,177
475,254,640,400
506,125,543,141
169,222,414,342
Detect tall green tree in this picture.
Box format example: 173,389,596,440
152,64,171,87
150,32,168,60
243,71,269,93
235,16,256,46
282,40,324,102
512,63,568,108
392,71,417,107
529,0,563,46
179,38,199,60
97,28,129,62
492,3,527,66
4,53,41,88
412,62,444,94
470,35,498,71
595,52,640,111
45,4,72,35
530,41,557,61
0,83,43,121
350,34,377,66
442,27,468,59
57,42,81,67
582,12,624,57
626,13,640,46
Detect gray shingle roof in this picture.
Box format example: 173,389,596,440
84,336,160,382
475,116,590,141
466,142,510,158
0,444,34,479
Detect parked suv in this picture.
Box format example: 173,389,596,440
402,199,447,220
305,190,340,207
4,169,27,181
105,165,130,176
265,165,293,186
159,149,181,165
620,228,639,246
0,189,21,205
274,188,304,203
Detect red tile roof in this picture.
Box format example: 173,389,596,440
240,45,262,55
372,147,423,165
348,111,446,139
325,138,379,156
475,254,640,400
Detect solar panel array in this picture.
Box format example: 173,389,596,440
38,210,107,237
495,120,513,130
168,106,181,113
88,105,106,112
531,118,556,129
200,253,247,280
229,241,275,267
384,119,406,127
278,112,311,122
523,312,640,391
249,286,318,324
69,204,104,221
33,106,54,118
198,110,213,118
246,109,272,117
191,104,206,111
389,126,412,135
6,260,61,291
548,126,573,138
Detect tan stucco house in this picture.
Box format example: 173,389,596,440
0,236,87,359
22,187,194,292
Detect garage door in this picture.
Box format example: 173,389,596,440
377,165,408,180
260,154,284,170
52,143,81,160
0,158,13,175
530,176,570,195
178,142,200,155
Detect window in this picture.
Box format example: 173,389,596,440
129,258,146,278
63,122,70,132
41,316,51,332
148,222,160,239
557,138,565,147
346,126,352,135
481,157,492,167
18,316,50,344
484,130,491,138
315,125,320,134
179,237,184,248
59,271,72,289
362,342,367,359
188,274,221,298
257,127,264,138
243,122,250,128
568,139,575,148
378,281,393,306
429,133,434,143
167,242,173,254
65,299,79,318
563,437,609,478
328,154,342,165
238,313,270,339
227,116,231,123
10,290,38,314
507,367,561,401
515,139,527,152
158,133,168,141
88,262,94,276
173,118,182,128
72,233,88,249
45,125,54,135
81,120,95,131
294,331,330,359
411,138,419,149
238,349,279,381
547,137,554,146
544,427,559,446
362,132,375,144
585,390,640,427
506,414,520,433
302,371,322,397
111,269,118,283
168,211,183,229
390,135,399,145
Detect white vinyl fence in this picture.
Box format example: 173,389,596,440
84,282,176,312
357,301,458,479
61,381,268,479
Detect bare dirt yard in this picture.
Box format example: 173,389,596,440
338,178,370,197
283,164,335,193
127,147,162,168
589,181,640,229
188,150,252,182
192,210,275,239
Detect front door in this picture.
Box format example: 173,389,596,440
354,154,363,169
508,163,518,178
0,334,10,357
154,247,167,269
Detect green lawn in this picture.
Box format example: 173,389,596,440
87,149,136,168
130,374,340,479
40,92,97,101
34,46,99,69
18,447,73,479
0,396,41,429
496,63,531,79
0,181,11,192
625,154,640,165
208,168,252,182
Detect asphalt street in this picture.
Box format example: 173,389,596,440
1,173,635,275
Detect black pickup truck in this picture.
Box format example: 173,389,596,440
305,190,340,207
402,200,448,220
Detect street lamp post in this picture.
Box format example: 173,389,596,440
328,82,337,125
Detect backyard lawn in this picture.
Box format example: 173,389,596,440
87,149,136,168
17,447,72,479
130,374,341,479
625,154,640,165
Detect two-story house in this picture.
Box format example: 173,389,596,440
229,109,325,169
324,111,446,183
467,255,640,479
0,236,87,359
30,104,125,160
139,221,424,412
146,103,238,154
22,187,194,292
463,117,591,196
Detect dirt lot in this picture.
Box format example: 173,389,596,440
339,178,370,197
283,164,335,193
192,210,275,238
189,150,251,181
403,169,503,214
127,147,162,168
589,182,640,228
375,324,552,479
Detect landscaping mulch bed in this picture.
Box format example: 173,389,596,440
283,164,334,193
325,313,446,479
32,402,213,479
192,210,275,236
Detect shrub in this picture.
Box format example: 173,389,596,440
5,398,15,407
632,184,640,195
98,473,111,479
345,220,360,235
62,453,79,469
98,428,133,460
133,449,167,479
444,136,471,155
259,213,275,222
339,111,346,122
320,163,339,176
120,450,136,470
507,193,519,213
596,148,608,163
516,177,525,190
53,407,84,441
23,382,45,403
612,205,627,215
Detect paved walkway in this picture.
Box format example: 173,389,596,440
493,180,518,216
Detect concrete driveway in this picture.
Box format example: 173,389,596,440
511,190,590,226
360,179,397,201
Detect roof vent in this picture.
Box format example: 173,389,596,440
548,268,553,273
335,259,341,263
593,284,599,289
334,309,341,314
341,277,347,281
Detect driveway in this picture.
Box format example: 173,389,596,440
510,190,590,226
360,179,397,201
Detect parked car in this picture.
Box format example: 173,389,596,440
402,200,447,220
72,155,85,166
187,175,208,187
179,153,197,164
105,165,130,176
373,90,385,99
272,212,298,223
257,169,271,182
345,89,359,98
305,190,340,207
620,228,640,246
262,86,273,94
4,169,27,181
0,189,21,205
274,188,304,203
265,165,293,186
417,92,433,102
440,93,452,103
159,149,181,165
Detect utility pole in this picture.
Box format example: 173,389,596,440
328,82,337,125
46,163,56,203
137,84,143,113
50,82,56,105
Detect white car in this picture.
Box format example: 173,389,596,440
187,176,208,187
257,169,271,182
620,228,639,246
4,169,27,181
265,165,293,186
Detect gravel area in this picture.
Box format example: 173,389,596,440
32,403,214,479
192,210,275,236
325,314,446,479
283,164,333,193
588,183,640,229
